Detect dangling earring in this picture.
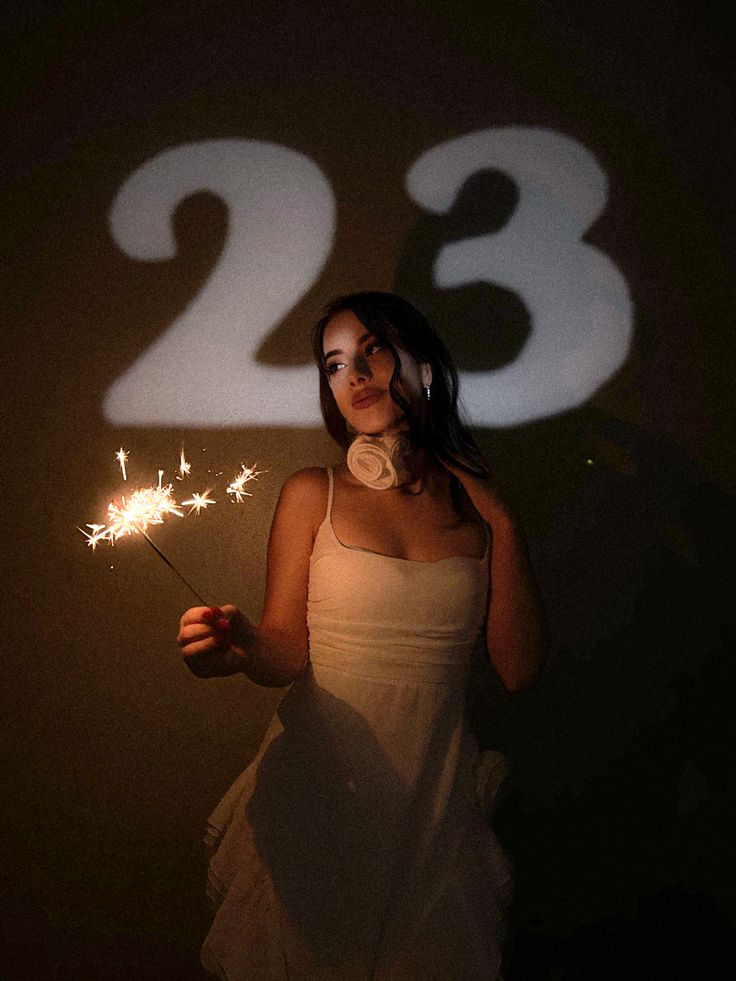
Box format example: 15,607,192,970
424,384,431,401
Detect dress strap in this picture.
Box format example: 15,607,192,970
325,467,334,522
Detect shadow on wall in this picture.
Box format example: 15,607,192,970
482,483,736,977
395,174,736,970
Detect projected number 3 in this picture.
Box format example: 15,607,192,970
105,129,632,428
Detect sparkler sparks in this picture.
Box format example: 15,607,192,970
226,463,262,502
115,447,129,481
81,450,263,602
78,523,108,551
181,490,216,515
79,482,185,549
104,482,184,540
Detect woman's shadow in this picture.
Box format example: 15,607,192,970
246,669,413,967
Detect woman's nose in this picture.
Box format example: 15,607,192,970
349,356,371,382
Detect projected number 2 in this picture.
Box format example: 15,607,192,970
105,129,632,428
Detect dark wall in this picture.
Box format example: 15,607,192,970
3,1,735,976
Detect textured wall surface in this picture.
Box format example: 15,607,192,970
3,1,734,976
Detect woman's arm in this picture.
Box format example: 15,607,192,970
177,468,327,687
445,463,551,692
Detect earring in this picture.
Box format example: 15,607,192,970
424,385,431,401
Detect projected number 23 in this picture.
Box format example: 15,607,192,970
105,128,632,428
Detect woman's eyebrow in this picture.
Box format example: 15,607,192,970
323,333,373,360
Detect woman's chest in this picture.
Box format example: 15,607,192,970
332,483,486,563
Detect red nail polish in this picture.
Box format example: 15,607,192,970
216,618,230,631
201,608,215,621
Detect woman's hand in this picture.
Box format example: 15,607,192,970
440,457,515,527
177,605,254,678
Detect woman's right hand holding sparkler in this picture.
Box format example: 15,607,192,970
178,605,254,678
176,469,328,687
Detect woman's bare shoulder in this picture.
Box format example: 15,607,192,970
277,468,330,525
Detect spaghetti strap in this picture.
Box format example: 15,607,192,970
325,467,334,521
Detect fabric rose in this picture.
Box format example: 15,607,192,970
346,433,413,490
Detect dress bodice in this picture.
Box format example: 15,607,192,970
307,468,489,686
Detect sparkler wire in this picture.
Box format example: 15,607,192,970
140,531,208,606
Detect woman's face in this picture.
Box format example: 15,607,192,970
322,310,431,436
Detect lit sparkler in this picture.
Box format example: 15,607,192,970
80,476,203,600
226,463,262,502
104,482,184,540
81,450,263,603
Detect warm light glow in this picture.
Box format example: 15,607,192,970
80,451,262,549
104,482,184,542
80,447,263,604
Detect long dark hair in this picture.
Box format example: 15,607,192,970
312,291,489,478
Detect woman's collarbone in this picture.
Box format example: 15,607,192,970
335,492,483,561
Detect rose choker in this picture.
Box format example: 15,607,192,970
346,433,414,490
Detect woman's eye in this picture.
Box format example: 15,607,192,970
366,342,383,356
326,361,344,375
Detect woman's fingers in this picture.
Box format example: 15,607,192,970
177,620,232,653
179,634,223,658
178,622,213,645
176,604,246,676
179,606,231,635
180,606,218,628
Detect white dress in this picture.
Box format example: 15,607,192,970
201,469,511,980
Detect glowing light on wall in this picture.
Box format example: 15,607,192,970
105,140,335,426
406,128,633,425
104,129,632,428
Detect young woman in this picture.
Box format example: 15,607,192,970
178,292,550,980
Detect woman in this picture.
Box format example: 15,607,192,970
178,292,550,980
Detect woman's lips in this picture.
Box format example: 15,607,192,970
351,389,383,409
